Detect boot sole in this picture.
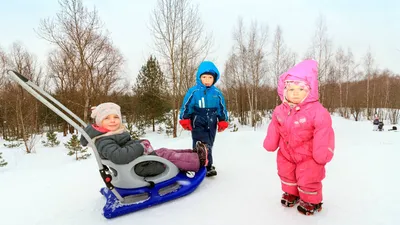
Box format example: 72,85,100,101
297,205,323,215
281,199,299,207
206,170,217,177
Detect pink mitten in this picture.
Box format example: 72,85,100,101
140,139,154,154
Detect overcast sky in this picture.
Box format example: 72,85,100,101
1,0,398,80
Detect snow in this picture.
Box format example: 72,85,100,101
0,116,399,225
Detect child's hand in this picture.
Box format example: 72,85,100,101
179,119,192,131
217,121,229,132
140,139,154,155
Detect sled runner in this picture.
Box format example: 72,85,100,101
7,70,206,219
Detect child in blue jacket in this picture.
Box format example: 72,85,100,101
179,61,229,177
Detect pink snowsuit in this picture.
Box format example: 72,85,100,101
263,60,335,204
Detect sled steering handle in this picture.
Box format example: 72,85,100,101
8,70,29,82
7,70,125,202
6,70,102,167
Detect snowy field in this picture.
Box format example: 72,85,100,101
0,115,399,225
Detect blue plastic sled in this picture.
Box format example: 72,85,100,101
100,167,206,219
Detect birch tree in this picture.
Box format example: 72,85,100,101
305,15,333,105
363,48,375,119
150,0,212,137
7,43,42,153
225,18,268,127
270,26,296,106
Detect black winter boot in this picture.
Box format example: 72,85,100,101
206,165,217,177
297,200,323,215
194,141,208,167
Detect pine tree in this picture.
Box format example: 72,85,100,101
3,136,23,148
0,152,7,167
42,131,60,147
64,134,91,160
134,55,171,131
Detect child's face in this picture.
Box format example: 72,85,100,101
286,84,308,104
200,74,214,87
101,114,121,131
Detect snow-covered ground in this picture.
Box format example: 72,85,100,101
0,116,399,225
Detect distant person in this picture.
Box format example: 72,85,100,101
373,115,380,131
378,121,384,131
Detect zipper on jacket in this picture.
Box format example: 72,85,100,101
288,107,293,116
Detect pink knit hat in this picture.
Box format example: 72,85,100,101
90,102,122,126
283,80,310,104
284,80,310,92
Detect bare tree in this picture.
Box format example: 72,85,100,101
333,47,345,112
363,48,375,119
150,0,212,137
341,49,360,117
37,0,124,123
382,70,391,109
333,47,357,116
0,47,9,139
305,15,333,105
224,18,269,127
0,47,8,83
388,75,400,124
270,25,296,105
223,53,240,117
7,42,42,153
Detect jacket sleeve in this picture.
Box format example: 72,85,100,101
80,124,104,147
263,111,280,152
80,134,89,147
96,137,145,164
312,108,335,165
217,90,228,121
179,88,196,119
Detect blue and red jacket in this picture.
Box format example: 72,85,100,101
179,61,228,124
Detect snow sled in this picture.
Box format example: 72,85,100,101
7,70,207,219
99,157,206,219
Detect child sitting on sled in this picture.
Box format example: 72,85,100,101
80,102,208,173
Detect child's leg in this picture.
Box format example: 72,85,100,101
155,148,194,154
296,158,325,204
205,124,217,169
206,145,213,168
155,148,200,172
191,131,213,168
277,151,299,196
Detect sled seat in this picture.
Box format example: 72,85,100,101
102,155,180,189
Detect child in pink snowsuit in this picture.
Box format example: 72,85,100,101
263,60,335,215
80,102,208,173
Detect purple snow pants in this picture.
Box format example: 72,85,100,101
155,148,200,172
